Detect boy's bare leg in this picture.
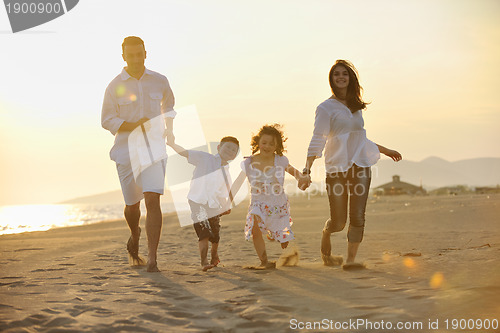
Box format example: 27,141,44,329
210,242,220,266
199,238,210,266
144,192,162,272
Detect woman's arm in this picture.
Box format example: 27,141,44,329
376,144,402,162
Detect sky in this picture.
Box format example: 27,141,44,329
0,0,499,205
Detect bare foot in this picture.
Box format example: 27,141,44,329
244,261,276,270
260,260,276,269
146,262,161,272
127,228,146,267
321,253,343,266
210,257,220,267
202,264,215,272
342,262,366,271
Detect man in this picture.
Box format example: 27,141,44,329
101,36,175,272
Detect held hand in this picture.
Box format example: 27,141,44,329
298,174,312,191
384,149,402,162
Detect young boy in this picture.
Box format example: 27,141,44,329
168,136,239,271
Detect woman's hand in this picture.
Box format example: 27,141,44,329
384,149,402,162
297,173,312,191
377,144,402,162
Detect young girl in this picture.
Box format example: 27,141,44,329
231,124,309,269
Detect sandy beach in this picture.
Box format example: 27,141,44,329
1,193,499,332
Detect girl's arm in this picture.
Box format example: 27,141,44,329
286,164,303,180
376,144,402,162
286,164,311,190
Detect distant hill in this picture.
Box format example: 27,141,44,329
62,157,500,204
60,190,125,205
371,156,500,189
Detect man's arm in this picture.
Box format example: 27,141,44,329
101,87,125,135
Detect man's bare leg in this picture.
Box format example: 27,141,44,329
124,202,141,240
144,192,162,272
124,202,146,265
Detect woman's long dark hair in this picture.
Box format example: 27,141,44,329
329,60,368,113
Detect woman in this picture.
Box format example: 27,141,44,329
303,60,402,269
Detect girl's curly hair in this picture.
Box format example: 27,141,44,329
250,123,287,156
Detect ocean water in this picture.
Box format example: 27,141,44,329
0,202,175,236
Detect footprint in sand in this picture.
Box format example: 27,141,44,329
267,305,294,312
142,300,173,307
14,248,44,252
43,316,77,328
385,288,408,293
352,305,382,310
31,268,66,272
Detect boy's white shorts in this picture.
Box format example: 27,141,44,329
116,159,166,206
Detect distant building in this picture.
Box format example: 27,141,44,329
375,175,426,195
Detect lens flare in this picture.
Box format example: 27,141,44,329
130,94,137,102
403,257,416,268
115,84,126,97
430,272,444,289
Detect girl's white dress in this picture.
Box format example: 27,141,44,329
241,155,294,243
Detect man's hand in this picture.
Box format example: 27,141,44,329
137,117,151,132
165,130,175,146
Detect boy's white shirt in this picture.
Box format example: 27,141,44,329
187,150,231,208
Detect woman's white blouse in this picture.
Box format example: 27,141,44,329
307,99,380,173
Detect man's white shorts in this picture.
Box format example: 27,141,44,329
116,159,166,206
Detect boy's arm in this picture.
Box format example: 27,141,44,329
167,140,189,158
224,171,246,209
